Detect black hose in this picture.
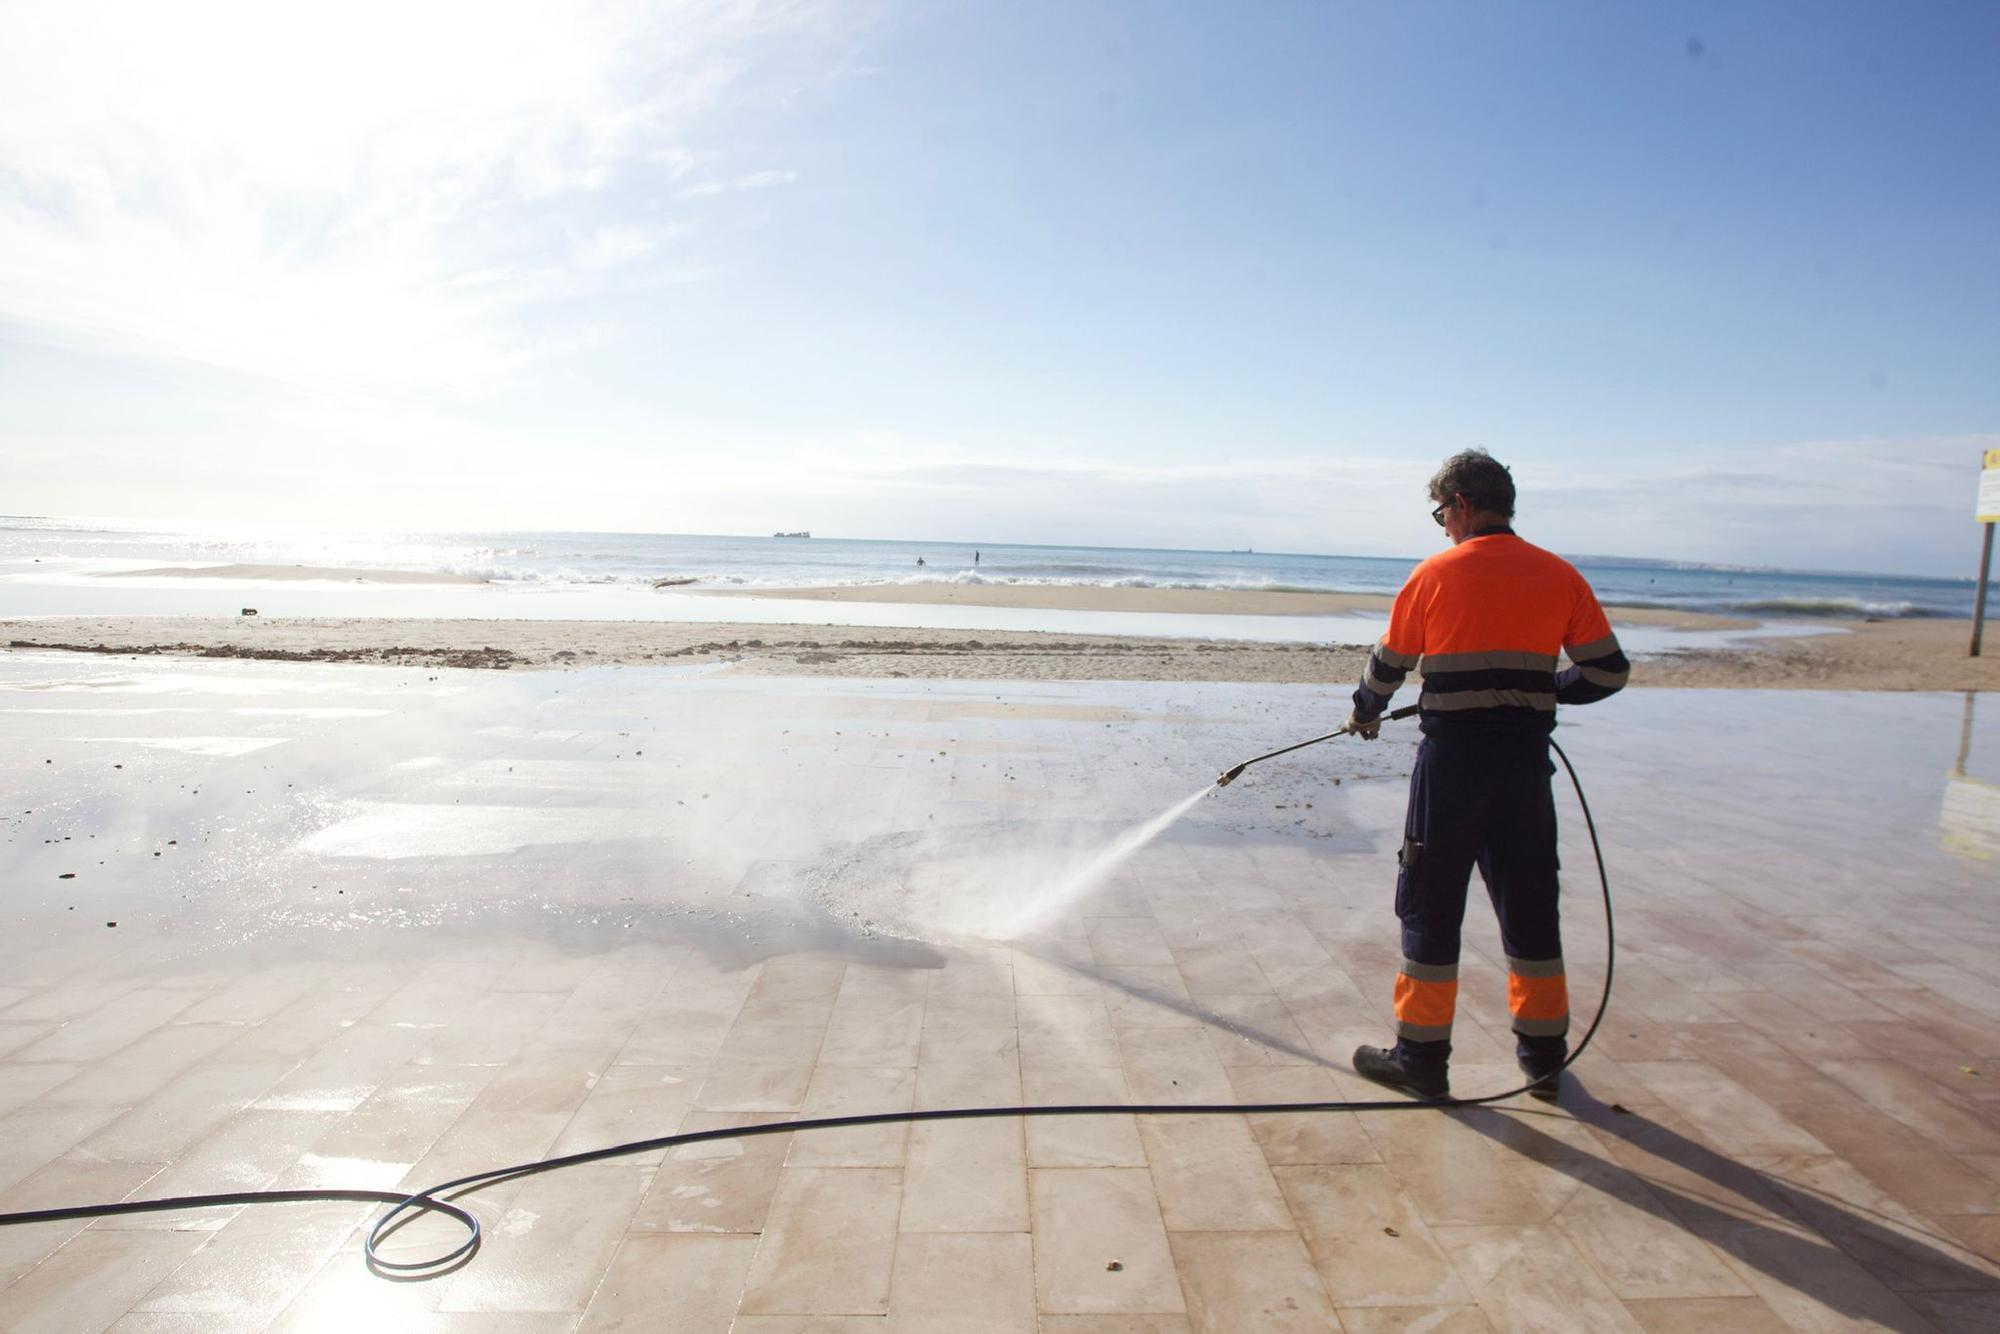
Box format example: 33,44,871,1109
0,734,1613,1282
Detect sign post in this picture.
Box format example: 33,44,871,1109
1975,448,2000,657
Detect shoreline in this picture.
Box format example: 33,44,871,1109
695,582,1757,631
5,610,1994,692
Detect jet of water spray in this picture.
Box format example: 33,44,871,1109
998,786,1213,939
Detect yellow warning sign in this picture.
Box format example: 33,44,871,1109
1982,449,2000,524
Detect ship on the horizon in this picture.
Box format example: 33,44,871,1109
773,530,811,539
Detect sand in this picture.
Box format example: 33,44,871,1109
6,599,1996,692
701,582,1756,630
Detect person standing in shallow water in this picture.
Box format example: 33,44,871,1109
1345,449,1630,1103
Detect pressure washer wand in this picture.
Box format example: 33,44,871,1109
1215,703,1421,787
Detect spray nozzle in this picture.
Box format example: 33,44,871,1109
1215,763,1247,788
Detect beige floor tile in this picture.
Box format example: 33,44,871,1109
14,988,198,1063
1166,1230,1334,1332
616,997,749,1067
817,995,923,1067
630,1110,793,1233
1225,1065,1379,1166
901,1118,1028,1232
1622,1061,1829,1159
1532,1157,1752,1300
1114,1029,1235,1105
787,1065,914,1168
1814,1058,2000,1155
1357,1109,1549,1228
574,1232,755,1332
741,1166,902,1315
547,1064,701,1165
1698,1214,1934,1331
1137,1115,1292,1231
1031,1168,1184,1315
1087,918,1177,969
0,1154,168,1284
71,1062,288,1166
1748,1152,2000,1294
107,1312,272,1333
1620,1296,1791,1333
1433,1222,1645,1331
888,1231,1036,1332
0,1061,85,1116
1901,1289,2000,1332
34,1022,240,1110
694,1057,818,1113
1024,1064,1147,1168
0,1228,210,1334
1335,1306,1495,1332
125,1107,342,1202
440,1161,648,1312
129,1199,367,1318
1273,1163,1469,1307
1035,1318,1191,1334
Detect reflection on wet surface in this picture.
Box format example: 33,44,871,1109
4,652,2000,1328
3,655,1995,979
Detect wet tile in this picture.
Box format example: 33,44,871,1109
1273,1164,1469,1307
1225,1065,1378,1166
888,1232,1036,1332
440,1162,649,1313
1031,1168,1184,1315
787,1066,914,1168
740,1167,902,1315
129,1200,367,1318
1137,1115,1291,1231
1114,1029,1235,1105
1024,1063,1146,1168
1334,1307,1494,1332
901,1117,1027,1232
575,1232,755,1332
1623,1060,1829,1159
0,1228,210,1334
1166,1230,1333,1332
630,1111,793,1234
1620,1296,1790,1333
1432,1223,1643,1331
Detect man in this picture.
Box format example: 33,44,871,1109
1346,449,1628,1102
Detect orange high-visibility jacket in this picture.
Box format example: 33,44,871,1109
1353,528,1629,734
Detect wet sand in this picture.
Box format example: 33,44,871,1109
701,581,1755,630
6,607,1996,691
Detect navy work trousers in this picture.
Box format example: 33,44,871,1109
1395,731,1565,1064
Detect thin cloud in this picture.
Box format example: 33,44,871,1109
0,0,849,393
680,169,800,197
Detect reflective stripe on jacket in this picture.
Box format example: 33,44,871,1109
1352,528,1629,734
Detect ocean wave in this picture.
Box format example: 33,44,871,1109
1724,597,1942,619
1606,595,1946,619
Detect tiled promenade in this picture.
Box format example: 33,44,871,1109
0,656,1996,1330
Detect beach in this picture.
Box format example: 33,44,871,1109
6,581,1995,691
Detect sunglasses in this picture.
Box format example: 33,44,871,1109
1431,500,1453,527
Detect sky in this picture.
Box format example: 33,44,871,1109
1,0,1996,577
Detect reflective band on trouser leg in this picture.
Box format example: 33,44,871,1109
1394,960,1459,1042
1507,956,1569,1037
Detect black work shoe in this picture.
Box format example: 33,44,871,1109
1352,1045,1451,1101
1521,1065,1562,1102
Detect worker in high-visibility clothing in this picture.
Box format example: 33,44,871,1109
1346,449,1628,1102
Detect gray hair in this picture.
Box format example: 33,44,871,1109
1428,448,1515,518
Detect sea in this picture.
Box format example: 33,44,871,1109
0,515,1975,621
